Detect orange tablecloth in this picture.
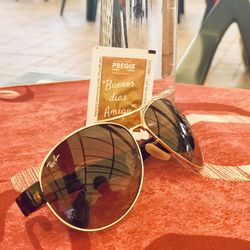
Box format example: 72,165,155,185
0,80,250,249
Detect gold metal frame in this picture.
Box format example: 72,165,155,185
13,95,203,232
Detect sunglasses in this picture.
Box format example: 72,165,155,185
11,97,203,231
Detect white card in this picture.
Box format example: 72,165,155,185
86,46,155,139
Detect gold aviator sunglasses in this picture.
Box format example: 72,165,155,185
11,97,203,231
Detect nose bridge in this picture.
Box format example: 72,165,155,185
128,108,150,132
98,101,149,130
110,109,144,131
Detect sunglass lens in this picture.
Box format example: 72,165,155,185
40,124,143,230
144,98,203,167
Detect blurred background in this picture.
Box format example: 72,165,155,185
0,0,249,88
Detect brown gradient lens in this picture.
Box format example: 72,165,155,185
40,124,143,230
144,99,203,167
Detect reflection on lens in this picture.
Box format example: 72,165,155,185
144,99,203,166
40,124,143,230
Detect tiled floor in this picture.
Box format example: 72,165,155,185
0,0,249,89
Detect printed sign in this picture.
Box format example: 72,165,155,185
86,46,155,138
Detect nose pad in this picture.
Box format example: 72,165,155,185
145,143,171,161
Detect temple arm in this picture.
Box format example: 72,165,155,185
15,171,84,216
16,182,46,216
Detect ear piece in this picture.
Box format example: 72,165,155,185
145,143,171,161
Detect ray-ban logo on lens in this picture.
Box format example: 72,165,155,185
47,154,60,168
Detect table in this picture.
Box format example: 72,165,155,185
0,80,249,249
